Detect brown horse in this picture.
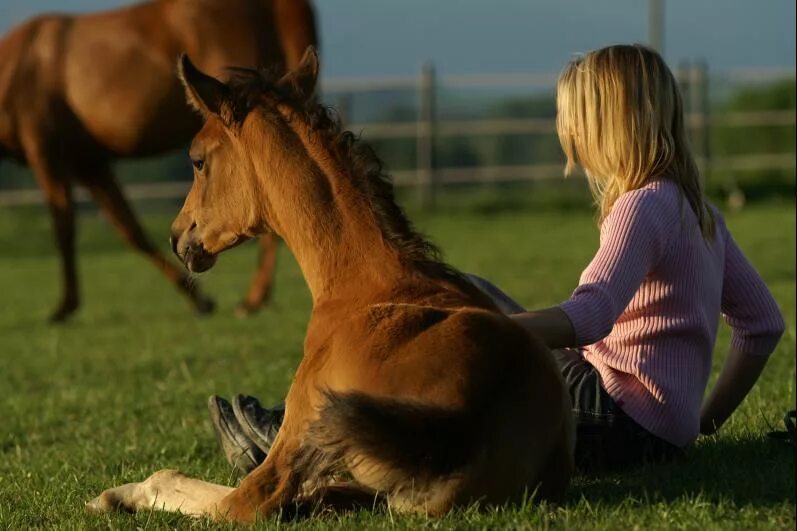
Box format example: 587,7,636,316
0,0,316,321
86,49,574,522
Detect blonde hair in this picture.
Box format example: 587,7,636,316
556,44,715,239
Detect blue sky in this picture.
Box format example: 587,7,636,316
1,0,794,78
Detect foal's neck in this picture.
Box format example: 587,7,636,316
254,115,405,304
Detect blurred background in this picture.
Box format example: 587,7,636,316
0,0,794,209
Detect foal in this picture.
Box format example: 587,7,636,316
87,48,574,522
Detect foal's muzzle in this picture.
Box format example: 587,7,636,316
170,227,217,273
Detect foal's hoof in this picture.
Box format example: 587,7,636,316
85,492,114,513
193,296,216,315
85,490,130,514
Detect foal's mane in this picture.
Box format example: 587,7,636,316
223,67,469,287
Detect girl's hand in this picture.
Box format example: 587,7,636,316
509,307,576,350
700,418,719,436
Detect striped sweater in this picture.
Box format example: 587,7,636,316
559,179,785,447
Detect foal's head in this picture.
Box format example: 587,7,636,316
169,48,319,272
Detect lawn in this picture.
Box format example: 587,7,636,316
0,188,793,529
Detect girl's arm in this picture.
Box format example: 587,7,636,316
700,219,785,434
700,349,768,435
509,307,575,349
554,187,677,348
509,187,676,349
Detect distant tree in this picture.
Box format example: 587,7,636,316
710,79,796,199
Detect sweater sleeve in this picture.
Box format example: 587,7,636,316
558,188,676,346
718,216,785,356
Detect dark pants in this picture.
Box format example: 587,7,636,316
466,274,683,472
553,348,683,472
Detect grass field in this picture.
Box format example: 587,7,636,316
0,189,794,529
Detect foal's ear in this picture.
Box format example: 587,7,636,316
177,54,229,117
277,46,319,102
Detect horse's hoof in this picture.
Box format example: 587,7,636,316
48,300,79,323
234,302,260,319
193,296,216,315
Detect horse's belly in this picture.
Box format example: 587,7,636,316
68,82,199,156
63,21,198,155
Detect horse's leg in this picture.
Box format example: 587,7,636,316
235,233,278,317
28,157,79,322
83,169,214,314
86,469,233,517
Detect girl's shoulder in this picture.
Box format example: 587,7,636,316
613,179,729,248
622,178,680,206
607,178,682,229
599,179,683,260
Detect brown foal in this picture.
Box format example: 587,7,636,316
87,48,574,522
0,0,316,321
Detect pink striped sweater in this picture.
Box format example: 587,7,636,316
559,179,785,447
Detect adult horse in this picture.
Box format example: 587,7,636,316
87,49,574,522
0,0,316,321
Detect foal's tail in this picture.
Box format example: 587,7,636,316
307,391,477,490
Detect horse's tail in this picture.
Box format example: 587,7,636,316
306,391,477,490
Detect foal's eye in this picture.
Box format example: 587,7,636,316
192,159,205,171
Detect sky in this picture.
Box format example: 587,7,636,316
0,0,794,79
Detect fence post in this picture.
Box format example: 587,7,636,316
677,60,691,121
690,60,710,186
417,62,437,209
648,0,665,54
336,93,353,125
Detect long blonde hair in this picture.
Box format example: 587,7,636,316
556,44,715,239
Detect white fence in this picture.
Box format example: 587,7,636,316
0,63,794,208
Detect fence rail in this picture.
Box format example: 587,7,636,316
2,151,794,207
1,63,794,208
348,110,796,140
321,66,797,93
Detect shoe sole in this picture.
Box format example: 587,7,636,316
207,395,265,474
232,394,278,455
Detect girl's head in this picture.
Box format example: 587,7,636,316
556,44,714,238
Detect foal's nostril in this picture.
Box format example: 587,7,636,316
169,235,178,256
188,222,197,232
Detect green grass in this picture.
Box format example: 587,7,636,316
0,188,794,529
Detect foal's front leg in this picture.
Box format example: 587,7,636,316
86,469,233,518
86,432,306,521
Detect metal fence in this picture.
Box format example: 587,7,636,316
0,62,794,208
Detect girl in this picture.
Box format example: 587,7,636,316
210,44,785,473
490,43,785,469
